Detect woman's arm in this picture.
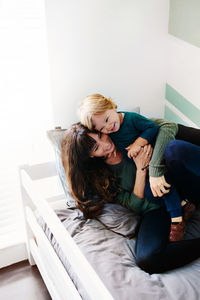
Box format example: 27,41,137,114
115,145,157,214
148,118,178,177
148,118,178,197
133,169,147,199
133,144,153,198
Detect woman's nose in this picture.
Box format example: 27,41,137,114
100,140,106,147
99,139,109,149
104,142,111,151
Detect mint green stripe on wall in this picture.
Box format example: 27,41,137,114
165,84,200,128
164,105,189,126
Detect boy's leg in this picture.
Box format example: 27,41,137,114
145,174,182,219
176,124,200,146
165,140,200,206
145,173,186,242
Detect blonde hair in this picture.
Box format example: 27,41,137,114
78,94,117,130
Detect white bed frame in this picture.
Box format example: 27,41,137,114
20,162,114,300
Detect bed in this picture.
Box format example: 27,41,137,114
20,126,200,300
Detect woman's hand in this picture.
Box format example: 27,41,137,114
149,176,171,197
133,144,153,171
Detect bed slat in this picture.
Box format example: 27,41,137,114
27,207,82,300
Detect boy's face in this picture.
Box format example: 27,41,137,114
92,109,121,134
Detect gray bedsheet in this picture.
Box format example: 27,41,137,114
38,203,200,300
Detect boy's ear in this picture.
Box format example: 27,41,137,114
90,155,94,158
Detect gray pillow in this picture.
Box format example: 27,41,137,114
130,106,140,114
47,128,76,207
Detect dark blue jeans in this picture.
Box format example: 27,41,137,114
136,140,200,274
144,172,182,218
136,208,200,274
165,140,200,205
144,123,200,218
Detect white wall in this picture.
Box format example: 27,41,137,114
166,35,200,110
45,0,170,128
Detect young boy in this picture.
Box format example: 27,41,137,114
78,94,198,242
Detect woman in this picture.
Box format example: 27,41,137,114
61,123,200,274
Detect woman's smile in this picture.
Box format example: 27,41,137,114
106,140,115,153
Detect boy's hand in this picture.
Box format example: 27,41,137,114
125,143,141,159
149,176,171,197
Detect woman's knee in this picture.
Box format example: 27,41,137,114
164,140,185,164
136,252,161,274
164,140,181,161
165,140,200,173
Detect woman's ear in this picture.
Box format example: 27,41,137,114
90,154,94,158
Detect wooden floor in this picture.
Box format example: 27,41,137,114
0,260,51,300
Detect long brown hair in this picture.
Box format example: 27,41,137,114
61,123,120,219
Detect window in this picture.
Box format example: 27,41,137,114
0,0,53,267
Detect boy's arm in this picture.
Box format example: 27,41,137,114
130,112,159,144
132,137,148,147
126,113,159,158
126,137,148,158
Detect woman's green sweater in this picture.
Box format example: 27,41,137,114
149,118,178,177
109,157,161,215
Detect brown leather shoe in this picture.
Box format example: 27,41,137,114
169,221,186,242
183,202,195,222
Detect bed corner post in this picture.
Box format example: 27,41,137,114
19,165,35,266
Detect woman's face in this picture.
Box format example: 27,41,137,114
88,132,115,158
